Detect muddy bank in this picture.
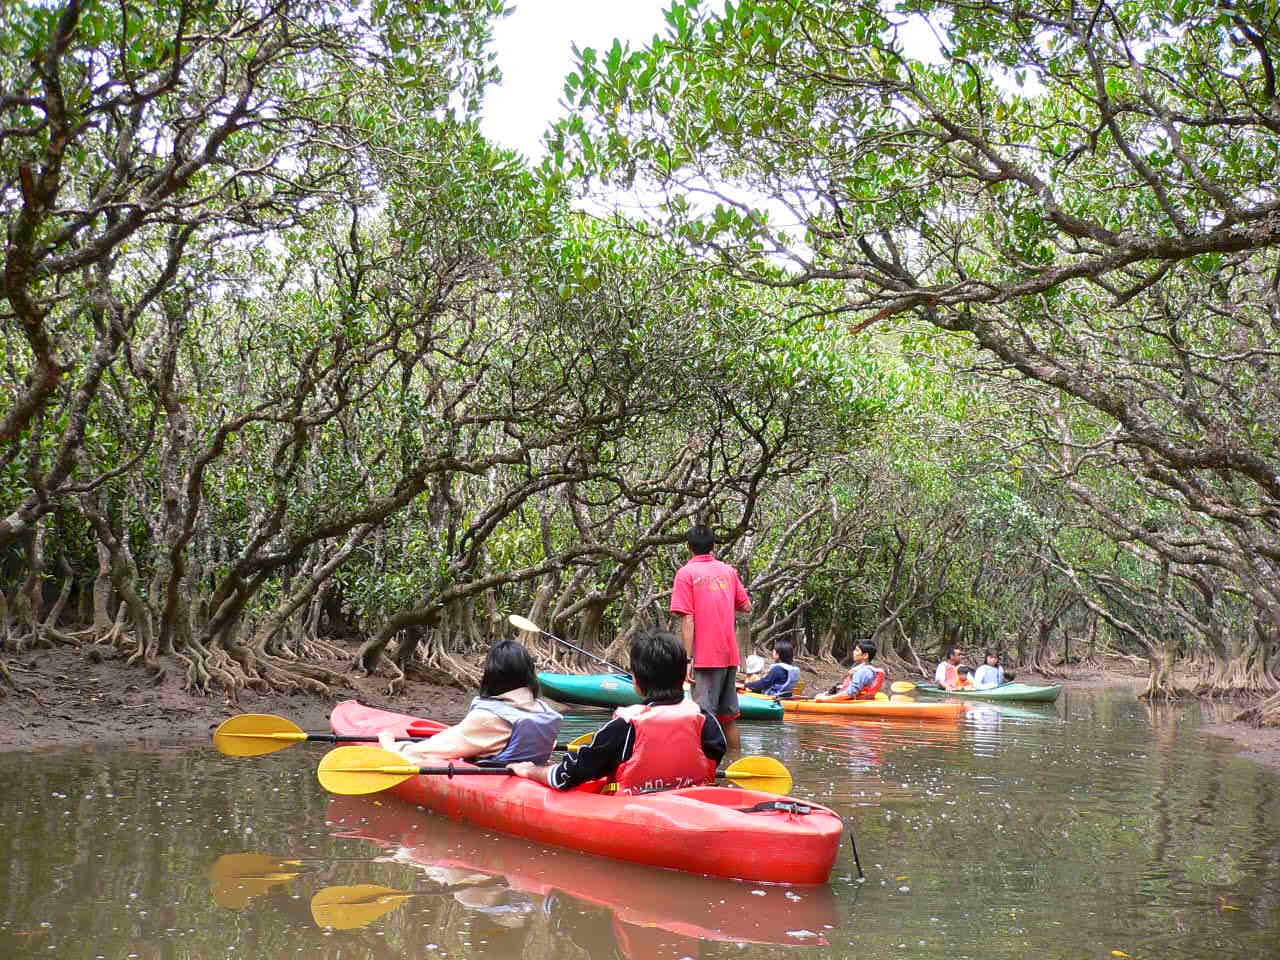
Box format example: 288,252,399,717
3,648,1279,775
0,645,473,752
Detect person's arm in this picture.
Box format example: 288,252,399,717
680,613,695,661
734,574,752,614
815,671,854,702
381,710,510,763
700,710,728,764
746,665,784,693
506,760,553,785
510,716,632,790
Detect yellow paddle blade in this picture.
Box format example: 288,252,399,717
311,885,415,930
890,694,915,702
212,714,308,756
874,691,889,701
567,731,594,753
724,755,793,795
317,745,423,795
890,681,917,694
208,853,303,909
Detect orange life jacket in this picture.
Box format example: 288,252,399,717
610,700,718,796
853,666,886,700
941,662,959,690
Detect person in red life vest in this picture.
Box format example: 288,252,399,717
669,525,752,751
814,640,885,701
934,644,965,690
507,630,727,795
955,664,976,689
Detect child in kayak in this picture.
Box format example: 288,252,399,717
378,639,562,765
507,629,727,795
815,640,884,701
743,639,802,697
741,653,768,683
973,649,1006,688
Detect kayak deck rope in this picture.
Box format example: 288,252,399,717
735,800,817,815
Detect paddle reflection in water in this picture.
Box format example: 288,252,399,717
324,793,840,950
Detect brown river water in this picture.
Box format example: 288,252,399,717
1,687,1278,959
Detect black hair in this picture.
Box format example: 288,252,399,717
946,645,963,659
629,629,688,701
854,639,877,661
773,638,794,664
958,664,973,675
984,649,1000,661
686,524,716,554
478,639,540,699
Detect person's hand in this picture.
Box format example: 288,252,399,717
507,761,541,780
377,731,397,752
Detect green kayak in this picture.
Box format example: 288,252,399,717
537,672,784,720
914,681,1062,703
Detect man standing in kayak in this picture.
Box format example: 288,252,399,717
669,525,752,751
507,630,727,794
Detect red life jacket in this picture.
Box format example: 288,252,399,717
853,667,886,700
610,699,718,796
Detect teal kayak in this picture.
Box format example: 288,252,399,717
538,672,784,720
914,681,1062,703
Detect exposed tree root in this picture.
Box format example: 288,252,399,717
0,657,43,702
1234,692,1280,727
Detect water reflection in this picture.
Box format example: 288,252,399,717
4,691,1280,959
321,793,840,949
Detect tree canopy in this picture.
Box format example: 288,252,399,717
5,0,1280,721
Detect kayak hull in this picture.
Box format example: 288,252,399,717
915,682,1062,703
326,794,840,944
780,698,968,721
329,700,842,884
538,672,784,720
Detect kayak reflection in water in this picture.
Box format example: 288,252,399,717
508,630,726,794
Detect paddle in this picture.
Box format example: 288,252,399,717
213,713,590,758
890,681,919,694
212,713,435,757
310,878,508,930
317,745,794,796
208,853,308,909
208,852,379,909
508,613,630,676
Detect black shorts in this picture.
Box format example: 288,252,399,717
690,666,740,720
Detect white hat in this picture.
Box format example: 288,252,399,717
744,654,766,675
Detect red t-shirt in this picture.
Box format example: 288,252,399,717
670,554,750,668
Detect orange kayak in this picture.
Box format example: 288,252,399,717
329,700,844,884
779,698,967,721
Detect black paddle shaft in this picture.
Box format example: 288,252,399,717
544,632,629,677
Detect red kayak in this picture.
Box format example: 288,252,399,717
329,700,844,884
326,793,839,944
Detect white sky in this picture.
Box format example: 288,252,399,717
479,1,676,161
479,2,945,162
